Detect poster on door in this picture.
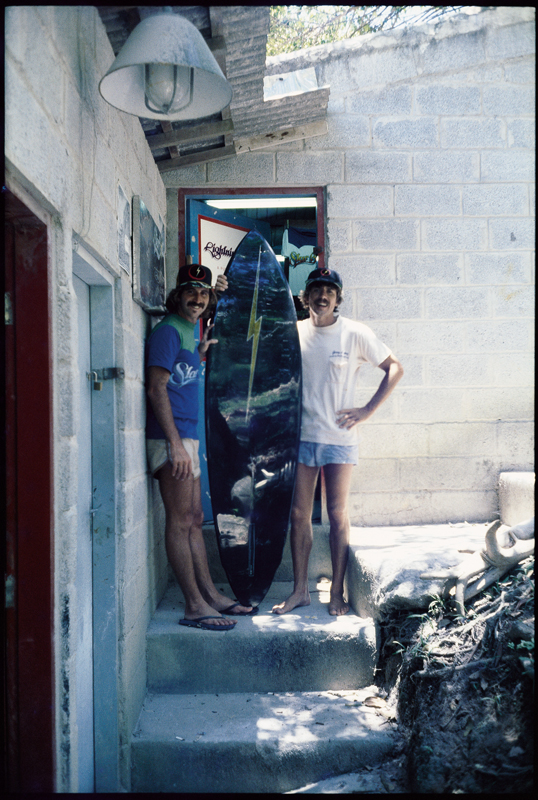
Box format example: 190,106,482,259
198,215,250,279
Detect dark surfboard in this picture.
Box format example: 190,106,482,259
205,230,302,607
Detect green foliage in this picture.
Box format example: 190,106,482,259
427,594,448,618
508,636,535,679
512,638,535,654
267,6,467,57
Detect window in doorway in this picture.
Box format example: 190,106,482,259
178,187,325,321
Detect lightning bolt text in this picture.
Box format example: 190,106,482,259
246,247,263,418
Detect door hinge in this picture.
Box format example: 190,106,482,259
5,574,15,608
5,292,13,325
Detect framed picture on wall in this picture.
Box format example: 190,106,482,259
117,184,131,274
132,195,166,314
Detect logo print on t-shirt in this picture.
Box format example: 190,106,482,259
289,250,317,268
169,362,198,388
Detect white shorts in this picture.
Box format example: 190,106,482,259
146,438,201,479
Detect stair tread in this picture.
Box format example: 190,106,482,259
133,687,393,742
132,689,397,792
149,580,374,635
147,581,378,694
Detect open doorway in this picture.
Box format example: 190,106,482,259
177,188,324,523
178,186,324,309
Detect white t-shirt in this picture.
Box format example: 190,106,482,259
298,315,392,446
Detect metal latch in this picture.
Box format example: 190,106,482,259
87,367,125,391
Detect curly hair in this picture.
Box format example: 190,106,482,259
165,285,217,319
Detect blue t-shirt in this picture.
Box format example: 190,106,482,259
145,314,200,440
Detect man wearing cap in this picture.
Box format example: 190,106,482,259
272,267,404,616
146,264,255,630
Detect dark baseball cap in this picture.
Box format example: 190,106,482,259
305,267,343,291
176,263,213,289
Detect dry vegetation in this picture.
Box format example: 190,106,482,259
375,557,534,793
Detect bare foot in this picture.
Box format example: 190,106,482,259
329,593,349,616
205,590,254,616
212,597,254,615
272,590,310,615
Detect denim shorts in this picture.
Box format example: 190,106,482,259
298,440,358,467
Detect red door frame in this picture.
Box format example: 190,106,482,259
3,188,55,792
177,186,325,271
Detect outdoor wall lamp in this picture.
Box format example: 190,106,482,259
99,10,232,120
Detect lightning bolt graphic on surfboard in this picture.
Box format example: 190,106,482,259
246,246,263,420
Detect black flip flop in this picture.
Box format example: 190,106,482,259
179,616,236,631
222,602,259,616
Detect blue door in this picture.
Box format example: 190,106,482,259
73,275,95,792
186,200,271,520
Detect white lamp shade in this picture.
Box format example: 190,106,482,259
99,12,233,120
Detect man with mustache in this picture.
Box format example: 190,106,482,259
273,267,404,616
146,264,255,630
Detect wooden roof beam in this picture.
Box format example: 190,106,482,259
234,120,328,154
158,143,237,172
148,118,234,150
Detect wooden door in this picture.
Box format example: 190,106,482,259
4,189,54,792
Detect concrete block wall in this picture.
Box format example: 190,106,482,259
164,6,534,526
5,6,167,792
498,471,535,526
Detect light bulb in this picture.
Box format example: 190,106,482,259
144,63,193,115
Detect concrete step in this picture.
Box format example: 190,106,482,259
346,521,491,620
147,581,378,694
346,517,535,621
131,687,396,793
498,471,534,526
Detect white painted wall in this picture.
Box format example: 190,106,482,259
5,6,167,792
163,6,535,527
